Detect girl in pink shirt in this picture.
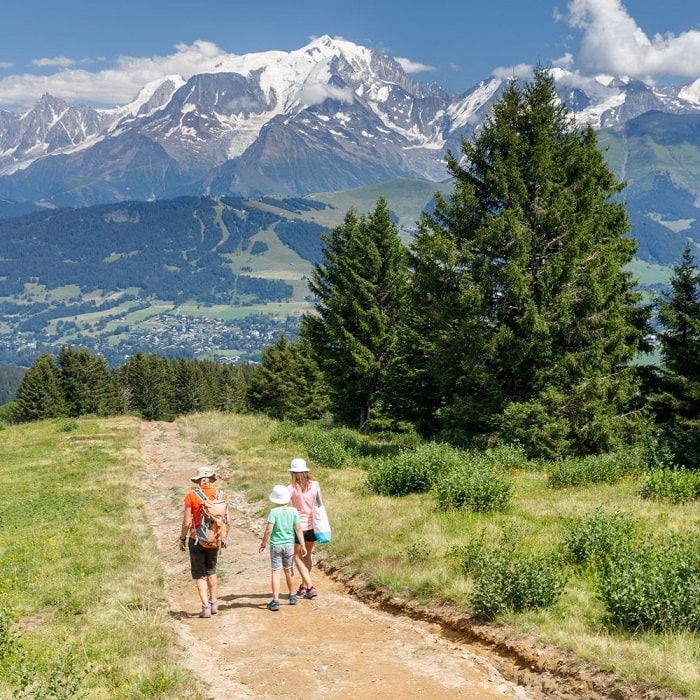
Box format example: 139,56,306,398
287,457,319,598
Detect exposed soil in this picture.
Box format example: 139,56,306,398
139,420,680,700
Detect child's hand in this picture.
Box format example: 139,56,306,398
300,545,307,557
258,543,265,554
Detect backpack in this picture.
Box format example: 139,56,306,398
192,487,229,549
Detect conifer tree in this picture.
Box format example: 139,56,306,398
657,245,700,468
115,352,175,421
15,353,68,422
400,69,650,455
247,334,328,421
58,345,122,417
301,197,408,429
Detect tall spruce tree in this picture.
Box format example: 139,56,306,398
657,245,700,468
247,334,329,421
58,345,122,417
15,353,67,422
398,69,650,456
301,197,408,429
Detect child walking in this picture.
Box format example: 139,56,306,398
259,484,307,611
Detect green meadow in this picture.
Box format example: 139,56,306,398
2,412,700,698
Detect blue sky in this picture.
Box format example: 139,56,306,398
0,0,698,109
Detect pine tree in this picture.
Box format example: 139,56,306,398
15,353,68,422
657,245,700,468
400,69,650,456
58,345,121,417
247,334,328,421
115,352,175,421
301,198,408,429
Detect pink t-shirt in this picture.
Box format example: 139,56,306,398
288,481,319,531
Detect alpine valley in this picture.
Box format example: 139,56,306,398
0,36,698,367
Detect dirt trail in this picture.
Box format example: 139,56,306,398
138,421,676,700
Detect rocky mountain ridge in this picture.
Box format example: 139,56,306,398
0,35,698,210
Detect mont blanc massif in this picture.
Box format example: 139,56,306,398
0,35,699,365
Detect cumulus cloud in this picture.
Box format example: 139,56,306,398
394,57,436,75
490,0,700,84
565,0,700,80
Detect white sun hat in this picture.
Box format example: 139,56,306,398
289,457,309,473
269,484,292,504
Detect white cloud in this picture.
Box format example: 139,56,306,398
565,0,700,80
491,64,535,81
32,56,76,68
395,57,436,75
0,40,233,108
299,82,354,107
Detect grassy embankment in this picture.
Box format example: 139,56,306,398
2,412,699,698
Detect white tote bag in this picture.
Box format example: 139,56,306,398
312,483,332,543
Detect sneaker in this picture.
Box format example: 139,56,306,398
199,605,212,618
304,587,318,599
289,594,298,605
296,585,307,596
266,599,280,612
209,600,219,614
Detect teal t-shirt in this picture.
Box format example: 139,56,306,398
267,505,299,547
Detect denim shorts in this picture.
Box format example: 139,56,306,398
270,544,295,571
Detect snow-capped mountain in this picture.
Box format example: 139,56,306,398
0,35,699,209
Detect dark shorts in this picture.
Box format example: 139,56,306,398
188,538,219,579
294,528,317,544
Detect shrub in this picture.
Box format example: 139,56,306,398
365,442,466,496
482,443,529,471
271,422,350,469
560,508,640,569
434,458,513,512
404,539,432,563
596,534,700,632
467,532,567,619
547,449,643,489
638,467,700,504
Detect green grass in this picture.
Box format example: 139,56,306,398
182,412,700,698
4,411,700,697
0,417,203,700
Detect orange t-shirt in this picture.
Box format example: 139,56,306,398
184,483,224,536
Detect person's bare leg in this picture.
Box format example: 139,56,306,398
283,566,294,598
303,541,315,575
271,568,281,601
195,578,209,606
294,543,313,588
207,573,218,608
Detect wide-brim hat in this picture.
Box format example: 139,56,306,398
191,466,217,482
269,484,291,504
289,457,309,473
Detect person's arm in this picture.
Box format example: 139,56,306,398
294,522,307,557
259,522,273,553
179,505,193,550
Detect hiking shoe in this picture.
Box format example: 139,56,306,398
209,600,219,614
296,585,307,596
289,594,298,605
304,587,318,599
199,605,212,618
266,599,280,612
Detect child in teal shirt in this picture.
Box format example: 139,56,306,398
259,484,307,611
